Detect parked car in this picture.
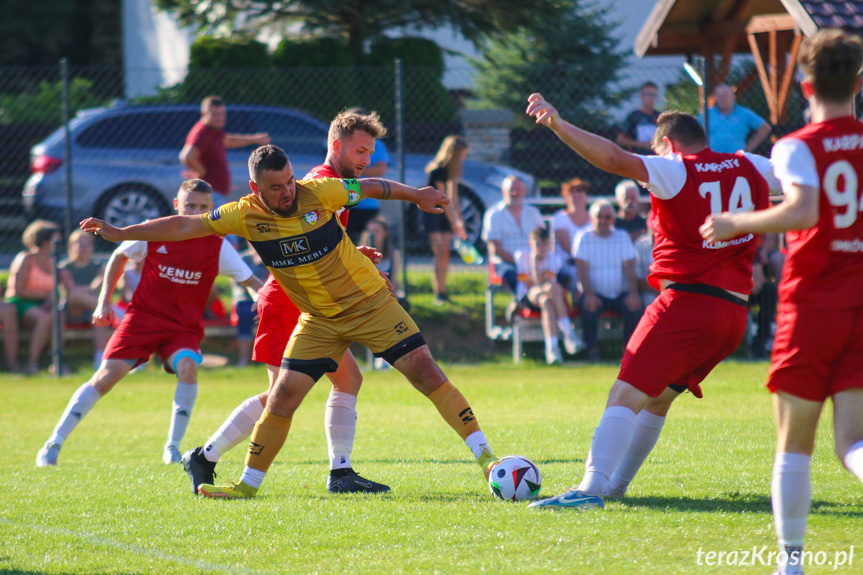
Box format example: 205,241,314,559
23,102,535,253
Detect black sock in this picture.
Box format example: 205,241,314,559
329,467,355,479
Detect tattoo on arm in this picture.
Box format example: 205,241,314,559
379,180,392,200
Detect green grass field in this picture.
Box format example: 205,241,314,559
2,361,860,574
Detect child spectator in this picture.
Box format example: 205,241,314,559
360,216,403,299
232,249,268,367
59,229,109,370
5,219,61,374
514,227,585,364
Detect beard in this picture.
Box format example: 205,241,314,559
337,157,364,179
261,194,297,217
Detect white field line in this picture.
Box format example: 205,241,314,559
0,517,280,575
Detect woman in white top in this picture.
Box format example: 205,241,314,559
551,178,593,293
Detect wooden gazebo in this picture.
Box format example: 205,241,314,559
635,0,863,124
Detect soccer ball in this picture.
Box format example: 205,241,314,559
488,455,542,501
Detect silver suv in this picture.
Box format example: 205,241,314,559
23,103,534,251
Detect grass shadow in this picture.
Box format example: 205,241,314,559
618,493,861,517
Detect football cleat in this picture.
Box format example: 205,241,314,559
477,446,499,481
528,489,604,510
181,446,217,496
36,442,61,467
562,329,586,356
326,472,391,493
162,445,182,464
198,480,258,499
546,346,564,365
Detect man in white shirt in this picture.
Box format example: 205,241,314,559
573,199,642,360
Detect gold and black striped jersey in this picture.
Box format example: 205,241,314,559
201,177,386,317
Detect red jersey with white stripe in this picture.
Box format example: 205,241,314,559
642,149,770,294
126,235,223,335
256,163,350,306
772,117,863,310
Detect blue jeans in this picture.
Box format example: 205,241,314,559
578,293,642,353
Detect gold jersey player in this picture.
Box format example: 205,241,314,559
81,144,498,498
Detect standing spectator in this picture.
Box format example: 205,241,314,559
703,84,772,154
232,249,268,367
573,200,642,360
614,179,647,241
617,82,661,154
360,216,403,298
514,227,584,364
482,176,545,296
344,107,390,243
0,299,19,372
699,30,863,575
551,178,593,293
180,95,270,207
5,219,61,375
424,135,469,305
59,229,109,370
634,218,658,309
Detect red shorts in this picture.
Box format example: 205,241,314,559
618,289,748,397
103,311,202,370
252,296,302,367
767,306,863,402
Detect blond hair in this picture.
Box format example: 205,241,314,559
425,135,469,181
328,109,387,148
22,219,61,250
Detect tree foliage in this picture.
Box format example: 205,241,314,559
470,0,625,127
155,0,572,65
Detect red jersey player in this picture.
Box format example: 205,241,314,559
701,29,863,575
180,109,393,495
36,179,262,467
524,95,771,510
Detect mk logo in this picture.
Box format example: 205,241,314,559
458,407,476,424
256,223,271,234
394,321,409,335
279,237,310,256
248,442,264,456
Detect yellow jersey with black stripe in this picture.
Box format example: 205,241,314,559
200,177,387,317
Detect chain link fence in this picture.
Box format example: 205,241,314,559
0,59,806,368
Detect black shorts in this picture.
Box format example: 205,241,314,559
423,211,452,234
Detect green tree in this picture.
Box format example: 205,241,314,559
470,0,625,127
155,0,572,66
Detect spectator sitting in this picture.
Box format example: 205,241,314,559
614,179,648,241
551,178,593,295
0,298,19,372
5,219,62,374
60,229,111,370
634,215,659,309
616,81,661,154
232,249,269,367
360,215,403,299
514,226,585,364
344,107,390,243
702,84,772,154
573,200,642,360
481,175,545,303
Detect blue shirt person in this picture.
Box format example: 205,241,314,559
700,84,771,154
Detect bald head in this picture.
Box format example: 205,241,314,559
714,84,736,113
502,176,527,207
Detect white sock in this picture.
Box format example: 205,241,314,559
606,411,666,495
772,451,810,575
843,440,863,482
240,466,267,488
577,406,637,496
557,317,572,334
166,382,197,449
465,430,492,460
203,395,265,463
47,383,101,445
326,390,358,470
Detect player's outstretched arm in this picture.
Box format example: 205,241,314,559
526,93,649,183
358,179,447,214
699,183,819,242
92,249,129,327
80,215,212,243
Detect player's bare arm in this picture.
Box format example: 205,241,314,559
359,179,447,214
526,93,649,183
179,145,205,177
92,249,129,327
700,183,819,242
80,215,212,243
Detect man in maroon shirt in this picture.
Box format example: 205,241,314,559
180,96,270,206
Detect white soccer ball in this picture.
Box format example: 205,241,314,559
488,455,542,501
